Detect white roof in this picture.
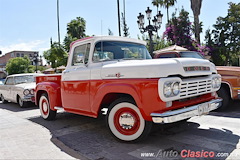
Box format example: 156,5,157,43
154,45,188,54
70,36,147,48
7,73,43,77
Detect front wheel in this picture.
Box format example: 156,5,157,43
18,96,28,108
39,93,56,120
106,98,152,142
217,87,231,111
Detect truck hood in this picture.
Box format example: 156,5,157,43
101,58,216,79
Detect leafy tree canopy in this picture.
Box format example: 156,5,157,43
6,56,32,75
205,2,240,65
43,42,68,68
63,17,87,52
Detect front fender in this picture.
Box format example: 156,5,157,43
91,83,144,117
35,82,62,110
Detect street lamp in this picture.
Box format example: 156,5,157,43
137,7,163,57
32,52,39,73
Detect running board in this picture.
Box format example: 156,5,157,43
54,106,65,112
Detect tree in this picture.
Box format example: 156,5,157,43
205,2,240,65
163,8,193,49
43,42,68,68
190,0,203,44
6,56,32,75
140,34,171,52
63,17,87,52
152,0,177,23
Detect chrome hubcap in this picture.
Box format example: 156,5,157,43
43,102,48,112
119,113,135,129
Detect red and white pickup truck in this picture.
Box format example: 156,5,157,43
35,36,222,142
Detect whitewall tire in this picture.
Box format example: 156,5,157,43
107,98,152,142
39,93,56,120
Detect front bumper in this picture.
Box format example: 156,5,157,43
151,98,222,123
23,95,35,102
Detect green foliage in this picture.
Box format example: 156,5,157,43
164,8,193,49
140,34,171,51
63,17,87,52
205,2,240,66
6,56,32,75
43,43,68,68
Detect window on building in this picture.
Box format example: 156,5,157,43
29,54,32,57
16,53,20,57
21,53,24,57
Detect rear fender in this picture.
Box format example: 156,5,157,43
35,82,62,110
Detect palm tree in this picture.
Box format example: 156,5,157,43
66,17,86,39
190,0,202,44
152,0,177,23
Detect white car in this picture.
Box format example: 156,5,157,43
0,73,42,107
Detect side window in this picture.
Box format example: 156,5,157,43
92,42,114,62
72,43,91,66
5,77,14,85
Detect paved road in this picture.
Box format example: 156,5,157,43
0,101,240,160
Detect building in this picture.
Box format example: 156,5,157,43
0,50,40,78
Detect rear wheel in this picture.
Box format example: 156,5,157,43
106,98,152,142
39,93,56,120
1,94,8,104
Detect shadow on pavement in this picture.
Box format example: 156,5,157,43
0,101,38,112
210,100,240,118
28,111,240,160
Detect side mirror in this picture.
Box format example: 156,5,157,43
0,50,2,55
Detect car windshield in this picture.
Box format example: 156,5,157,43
179,51,204,59
14,75,35,84
93,41,151,62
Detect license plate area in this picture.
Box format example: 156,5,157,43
198,103,210,115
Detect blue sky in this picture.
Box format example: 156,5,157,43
0,0,238,57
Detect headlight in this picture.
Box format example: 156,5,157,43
216,77,221,88
212,77,221,88
30,89,34,95
163,81,181,97
172,82,180,95
23,89,30,95
163,82,172,97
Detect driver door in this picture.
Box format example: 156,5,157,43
61,43,91,113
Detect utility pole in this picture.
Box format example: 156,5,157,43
117,0,121,36
57,0,61,45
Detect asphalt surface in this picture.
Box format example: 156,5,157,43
0,101,240,160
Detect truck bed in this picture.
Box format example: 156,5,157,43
36,74,62,86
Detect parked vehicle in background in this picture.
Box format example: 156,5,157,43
0,79,5,85
0,73,42,107
215,66,240,110
35,36,222,142
154,46,240,110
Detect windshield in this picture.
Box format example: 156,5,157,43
179,51,204,59
14,75,35,84
93,41,151,62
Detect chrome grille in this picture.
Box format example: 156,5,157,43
180,79,212,98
